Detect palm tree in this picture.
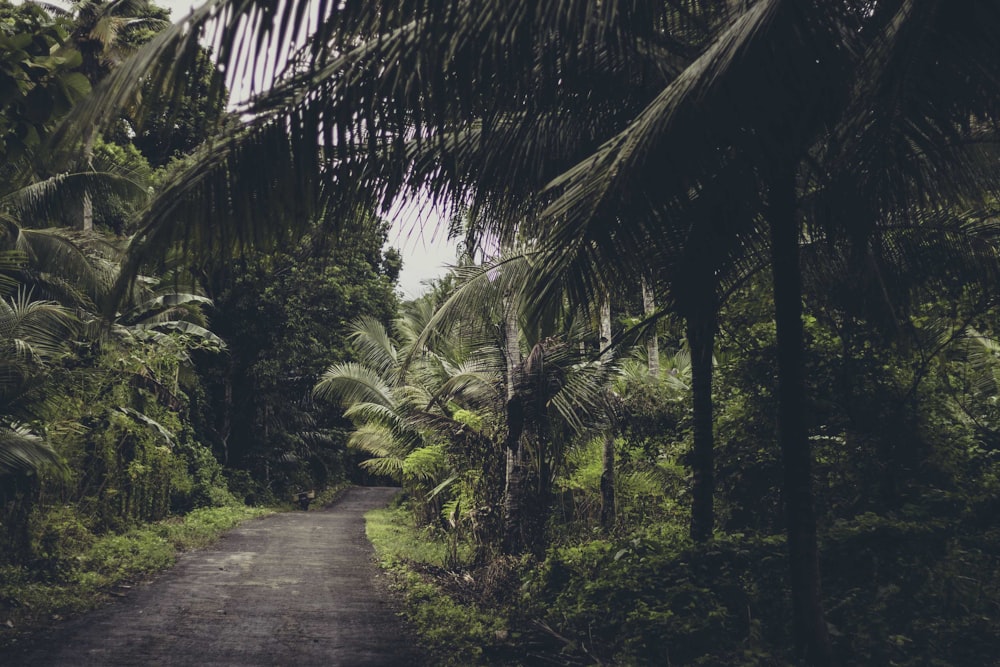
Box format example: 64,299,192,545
534,4,1000,662
315,309,502,526
0,286,77,475
47,0,168,230
55,0,170,85
57,1,1000,662
0,164,147,307
407,253,616,554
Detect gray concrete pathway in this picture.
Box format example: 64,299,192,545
7,486,424,666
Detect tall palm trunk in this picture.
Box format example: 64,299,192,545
769,169,831,666
80,132,95,231
687,304,716,542
502,299,529,555
599,296,615,530
641,276,659,379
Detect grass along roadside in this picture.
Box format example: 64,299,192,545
365,504,507,666
0,504,271,649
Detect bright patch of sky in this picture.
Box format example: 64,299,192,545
386,200,459,300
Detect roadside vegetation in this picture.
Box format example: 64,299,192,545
0,0,397,648
1,503,269,646
358,279,1000,665
4,1,1000,665
366,504,504,666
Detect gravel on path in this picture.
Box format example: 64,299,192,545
6,486,425,666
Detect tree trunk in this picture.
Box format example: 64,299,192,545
502,436,530,554
599,296,616,530
79,130,95,231
221,373,233,465
81,192,93,232
599,297,613,359
687,307,716,543
641,276,660,379
769,170,832,666
502,299,528,555
600,429,616,530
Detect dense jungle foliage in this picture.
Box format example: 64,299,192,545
0,0,399,643
4,1,1000,665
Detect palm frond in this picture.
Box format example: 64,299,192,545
119,406,176,447
348,315,399,378
343,401,407,430
402,251,532,370
129,320,226,349
2,170,148,227
0,289,77,361
0,424,60,476
433,363,503,409
13,228,118,301
314,361,397,408
117,292,213,325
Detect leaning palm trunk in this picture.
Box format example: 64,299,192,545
769,169,831,666
687,305,716,543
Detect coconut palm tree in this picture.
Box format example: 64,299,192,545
315,309,502,524
405,252,618,554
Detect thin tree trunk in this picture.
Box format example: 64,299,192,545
641,276,660,379
81,192,93,232
600,430,616,530
599,297,613,359
80,130,95,231
687,307,716,542
221,373,232,465
599,296,615,530
502,299,528,555
769,169,831,666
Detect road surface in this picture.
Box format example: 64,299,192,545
7,486,425,666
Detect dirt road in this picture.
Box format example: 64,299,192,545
7,486,425,666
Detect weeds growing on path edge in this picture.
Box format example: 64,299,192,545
0,504,271,648
365,505,505,666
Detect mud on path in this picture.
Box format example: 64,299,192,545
7,486,426,666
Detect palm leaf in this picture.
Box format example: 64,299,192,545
314,361,397,408
0,424,60,476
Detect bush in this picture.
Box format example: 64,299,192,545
29,505,95,576
366,506,503,665
821,514,1000,666
523,532,789,666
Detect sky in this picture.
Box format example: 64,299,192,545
137,0,462,299
384,202,459,300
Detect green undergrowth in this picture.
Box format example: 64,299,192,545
0,504,270,648
367,504,1000,665
365,505,505,666
521,516,1000,665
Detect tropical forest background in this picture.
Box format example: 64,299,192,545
1,1,1000,665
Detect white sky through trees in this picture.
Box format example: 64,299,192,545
70,0,460,298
